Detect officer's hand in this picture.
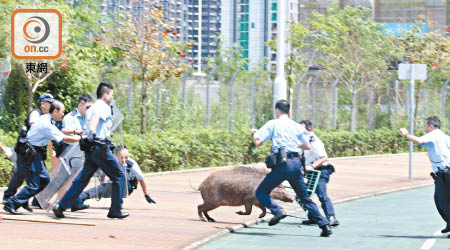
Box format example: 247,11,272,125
399,128,408,137
305,165,314,172
145,194,156,204
74,129,84,135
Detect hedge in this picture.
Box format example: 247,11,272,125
0,127,447,184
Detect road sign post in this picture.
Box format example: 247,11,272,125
398,64,427,180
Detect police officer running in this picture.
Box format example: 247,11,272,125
2,93,54,203
78,145,156,206
299,120,339,227
62,94,93,135
53,82,129,219
251,100,332,237
3,101,82,214
400,116,450,234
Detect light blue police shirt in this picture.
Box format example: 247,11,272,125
62,109,85,131
418,129,450,173
254,115,309,153
26,114,65,147
84,100,113,139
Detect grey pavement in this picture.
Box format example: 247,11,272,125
199,186,449,250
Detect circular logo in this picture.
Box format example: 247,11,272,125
23,16,50,44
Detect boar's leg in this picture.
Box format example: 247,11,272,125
255,202,266,218
198,203,218,222
236,197,254,215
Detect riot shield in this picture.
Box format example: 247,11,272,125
110,101,124,133
35,144,84,211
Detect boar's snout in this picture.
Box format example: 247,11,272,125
272,186,294,203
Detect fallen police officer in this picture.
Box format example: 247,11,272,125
76,145,156,207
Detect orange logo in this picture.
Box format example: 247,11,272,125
11,9,62,59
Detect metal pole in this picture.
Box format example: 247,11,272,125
182,68,193,107
409,65,415,180
441,79,450,116
229,70,240,131
331,76,340,129
311,72,321,125
423,77,431,116
273,0,287,115
387,80,393,128
205,69,216,127
251,71,261,128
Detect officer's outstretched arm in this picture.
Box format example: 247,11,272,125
400,128,424,145
140,179,156,204
62,134,82,143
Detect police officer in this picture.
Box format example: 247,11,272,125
3,93,54,204
62,94,93,134
400,116,450,234
251,100,332,237
78,145,156,205
53,94,94,201
3,101,82,214
299,120,339,227
53,82,129,219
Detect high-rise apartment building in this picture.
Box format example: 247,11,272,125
91,0,220,71
222,0,300,70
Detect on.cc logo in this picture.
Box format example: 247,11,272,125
23,16,51,44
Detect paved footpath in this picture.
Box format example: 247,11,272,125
199,186,449,250
0,153,436,250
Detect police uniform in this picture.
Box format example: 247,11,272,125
63,109,86,131
254,115,329,228
4,114,64,213
56,99,126,217
303,131,338,224
79,158,144,201
3,108,45,201
418,129,450,231
3,93,54,202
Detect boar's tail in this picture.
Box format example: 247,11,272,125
189,177,200,191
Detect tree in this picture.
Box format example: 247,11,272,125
308,5,394,132
0,0,117,114
106,4,187,134
393,24,450,130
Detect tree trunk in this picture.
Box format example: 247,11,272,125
251,71,260,128
413,81,423,131
387,80,393,128
27,76,33,113
350,88,357,133
140,76,147,134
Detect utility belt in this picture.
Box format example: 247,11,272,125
80,136,115,159
431,167,450,181
265,147,301,169
14,138,47,165
318,164,336,174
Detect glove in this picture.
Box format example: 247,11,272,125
145,194,156,204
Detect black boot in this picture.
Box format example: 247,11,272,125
320,225,333,237
328,215,340,227
52,203,65,218
441,224,450,233
268,210,287,226
3,201,22,215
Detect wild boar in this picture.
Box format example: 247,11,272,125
197,165,293,222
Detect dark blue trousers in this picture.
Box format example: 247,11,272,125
312,169,335,217
59,146,125,213
80,180,133,201
4,156,49,199
434,170,450,226
256,157,329,227
9,153,50,206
